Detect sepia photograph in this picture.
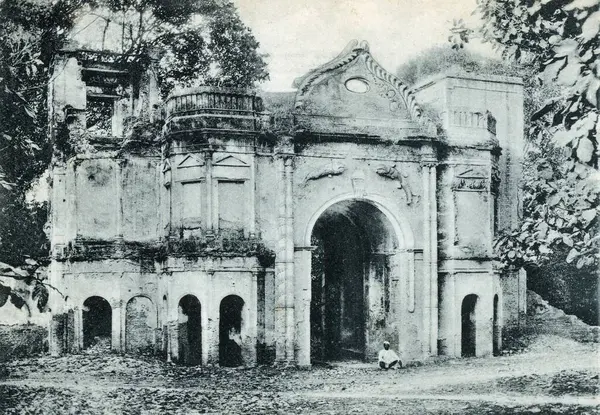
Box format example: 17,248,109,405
0,0,598,413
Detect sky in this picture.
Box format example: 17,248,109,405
233,0,495,91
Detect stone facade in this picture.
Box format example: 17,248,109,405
46,41,526,366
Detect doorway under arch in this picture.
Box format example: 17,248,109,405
219,295,245,367
461,294,478,357
82,296,112,351
178,295,202,365
310,199,398,361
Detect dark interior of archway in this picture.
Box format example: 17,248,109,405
219,295,244,367
493,295,500,356
83,296,112,350
311,201,377,361
461,294,478,357
178,295,202,365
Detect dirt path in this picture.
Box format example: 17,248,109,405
0,335,598,414
303,391,600,407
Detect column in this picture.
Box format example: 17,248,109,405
67,159,78,240
169,320,178,363
248,155,257,238
294,247,312,367
205,152,214,232
75,306,83,351
112,300,122,352
421,164,431,356
438,272,456,356
206,271,219,364
284,157,295,362
429,163,439,356
274,155,287,362
248,271,259,365
115,160,124,240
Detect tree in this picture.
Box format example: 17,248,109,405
68,0,269,95
447,0,600,271
0,0,82,313
0,0,269,311
450,0,599,168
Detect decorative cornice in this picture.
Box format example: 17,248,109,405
362,53,422,123
292,40,437,136
293,40,365,107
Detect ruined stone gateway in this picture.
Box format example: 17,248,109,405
46,41,527,366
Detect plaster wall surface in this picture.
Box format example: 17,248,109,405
414,73,524,232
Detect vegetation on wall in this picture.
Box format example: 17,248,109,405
0,0,269,310
450,0,599,169
414,0,600,324
453,1,599,323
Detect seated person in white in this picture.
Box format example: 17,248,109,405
378,341,401,370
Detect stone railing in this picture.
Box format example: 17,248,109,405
164,87,265,136
445,108,497,135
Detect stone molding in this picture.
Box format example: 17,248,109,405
292,40,436,136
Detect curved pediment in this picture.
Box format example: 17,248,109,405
293,40,435,139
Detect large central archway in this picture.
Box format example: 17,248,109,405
309,199,399,361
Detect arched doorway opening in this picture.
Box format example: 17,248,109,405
82,296,112,351
461,294,478,357
310,199,398,361
178,295,202,365
493,294,500,356
219,295,244,367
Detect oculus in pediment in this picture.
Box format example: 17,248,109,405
292,40,436,136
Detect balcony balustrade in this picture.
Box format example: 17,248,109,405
165,86,265,137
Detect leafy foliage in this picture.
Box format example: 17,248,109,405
528,247,598,325
495,145,599,271
72,0,269,95
452,0,600,168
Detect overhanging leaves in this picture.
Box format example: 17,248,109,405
0,283,10,307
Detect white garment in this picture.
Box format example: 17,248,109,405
378,348,399,365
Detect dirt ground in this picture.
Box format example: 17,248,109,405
0,335,598,414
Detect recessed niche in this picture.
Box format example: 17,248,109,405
345,77,369,93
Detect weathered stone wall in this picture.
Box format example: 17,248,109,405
415,72,526,343
48,259,159,355
288,141,435,363
163,256,260,366
0,325,47,362
414,73,524,234
125,296,157,354
44,44,525,367
122,157,160,241
76,159,119,239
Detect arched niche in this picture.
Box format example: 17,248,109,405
125,295,157,354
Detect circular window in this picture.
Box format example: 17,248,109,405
345,78,369,93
